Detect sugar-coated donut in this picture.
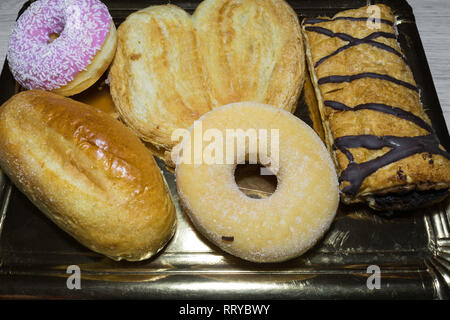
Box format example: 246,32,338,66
7,0,117,96
175,102,339,263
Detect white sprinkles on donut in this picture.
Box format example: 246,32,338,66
7,0,112,91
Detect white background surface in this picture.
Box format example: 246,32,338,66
0,0,449,130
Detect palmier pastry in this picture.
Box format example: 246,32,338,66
194,0,305,112
302,4,450,211
109,0,305,165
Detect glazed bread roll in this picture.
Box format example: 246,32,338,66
109,0,305,165
0,90,176,261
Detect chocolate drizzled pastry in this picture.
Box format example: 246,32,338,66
302,4,450,211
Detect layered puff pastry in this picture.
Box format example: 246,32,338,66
109,0,305,165
302,4,450,211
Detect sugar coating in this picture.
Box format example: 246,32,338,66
7,0,112,91
175,103,340,263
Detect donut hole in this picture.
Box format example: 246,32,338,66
47,32,60,44
234,162,278,199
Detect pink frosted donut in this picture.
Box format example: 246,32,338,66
7,0,117,96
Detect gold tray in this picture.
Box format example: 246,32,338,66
0,0,449,299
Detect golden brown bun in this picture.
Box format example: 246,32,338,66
109,0,305,165
302,4,450,210
0,90,176,261
52,22,118,97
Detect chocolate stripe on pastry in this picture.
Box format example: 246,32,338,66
327,99,450,196
303,16,394,26
335,134,450,195
318,73,418,92
304,26,406,67
324,101,434,132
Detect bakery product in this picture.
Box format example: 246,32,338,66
0,90,176,261
175,102,339,263
302,4,450,210
109,5,211,163
193,0,305,113
109,0,305,165
7,0,117,96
